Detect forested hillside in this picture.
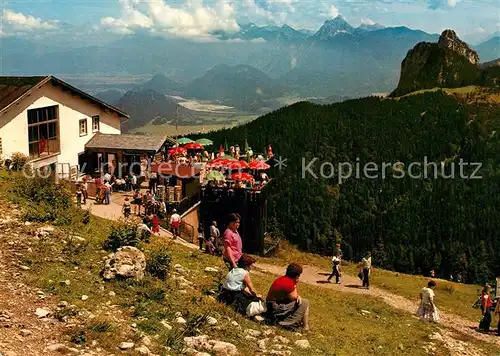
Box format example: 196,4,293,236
197,90,500,284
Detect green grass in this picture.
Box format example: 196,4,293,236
263,241,486,324
1,172,498,355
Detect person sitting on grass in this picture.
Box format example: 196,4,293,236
265,263,310,332
138,218,152,243
217,254,260,314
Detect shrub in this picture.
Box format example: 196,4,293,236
10,152,29,171
147,248,172,280
103,220,140,251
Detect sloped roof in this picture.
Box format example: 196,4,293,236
0,76,129,118
85,133,170,152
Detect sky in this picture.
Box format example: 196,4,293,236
1,0,499,43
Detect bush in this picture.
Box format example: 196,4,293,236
147,248,172,280
10,152,29,171
103,220,140,252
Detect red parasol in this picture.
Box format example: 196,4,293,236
184,142,204,150
248,160,271,170
230,172,255,182
224,160,249,170
168,146,187,155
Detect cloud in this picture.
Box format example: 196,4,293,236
1,9,58,32
428,0,459,10
361,18,375,25
328,5,340,18
98,0,239,40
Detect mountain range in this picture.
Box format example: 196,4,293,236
2,16,497,101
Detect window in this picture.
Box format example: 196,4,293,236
92,115,100,132
79,119,88,136
27,105,60,158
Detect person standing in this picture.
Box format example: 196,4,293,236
198,224,205,251
170,209,181,240
494,295,500,336
131,174,137,192
360,252,372,289
81,178,88,205
102,180,111,205
479,285,493,332
151,214,160,235
122,197,131,219
223,213,243,270
210,221,221,255
417,281,439,323
327,252,342,284
75,184,83,207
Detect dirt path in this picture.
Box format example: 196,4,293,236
254,262,500,347
0,208,68,356
88,195,500,350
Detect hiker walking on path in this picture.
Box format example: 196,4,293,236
266,263,310,332
479,284,493,332
417,281,439,323
223,213,243,270
170,209,181,240
360,252,372,289
327,252,342,284
151,214,160,235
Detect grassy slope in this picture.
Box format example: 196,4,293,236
263,241,485,324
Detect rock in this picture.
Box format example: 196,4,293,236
35,308,50,318
210,340,238,356
268,351,291,355
175,312,182,317
46,343,74,353
398,343,405,350
294,340,310,349
60,280,71,286
244,335,257,341
135,345,151,355
58,301,69,308
429,332,444,342
194,353,211,356
81,295,89,301
109,291,116,297
20,329,33,337
360,310,371,315
19,265,30,270
69,235,86,243
161,320,173,330
438,29,479,65
206,317,218,326
230,321,239,327
258,339,267,350
263,329,275,336
3,352,17,356
142,336,153,347
244,329,261,337
184,335,211,349
102,246,146,281
273,336,289,344
119,342,135,350
204,267,219,273
176,317,187,324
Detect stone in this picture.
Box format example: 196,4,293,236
184,335,211,349
273,336,289,344
46,343,73,353
119,342,135,350
69,235,86,243
194,353,211,356
81,295,89,301
263,329,275,336
60,280,71,286
294,340,310,349
135,346,151,355
244,329,261,337
206,317,218,326
109,291,116,297
258,339,267,350
230,321,239,327
161,320,173,330
244,335,257,341
204,267,219,273
20,329,33,337
142,336,153,346
102,247,146,281
429,332,444,342
360,310,371,315
175,312,182,317
210,340,238,356
176,317,187,324
58,301,69,308
19,265,30,270
35,308,50,318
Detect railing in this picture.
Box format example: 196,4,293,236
160,218,196,244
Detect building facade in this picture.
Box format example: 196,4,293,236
0,76,128,176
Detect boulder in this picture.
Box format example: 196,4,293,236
35,308,50,318
294,340,310,349
102,247,146,281
210,341,238,356
119,342,135,350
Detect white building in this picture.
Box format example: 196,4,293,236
0,76,129,177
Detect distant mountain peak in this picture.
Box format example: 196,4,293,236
313,16,354,39
438,29,479,65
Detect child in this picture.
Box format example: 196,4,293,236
133,189,142,215
122,197,131,219
151,214,160,235
327,252,342,284
76,184,82,207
